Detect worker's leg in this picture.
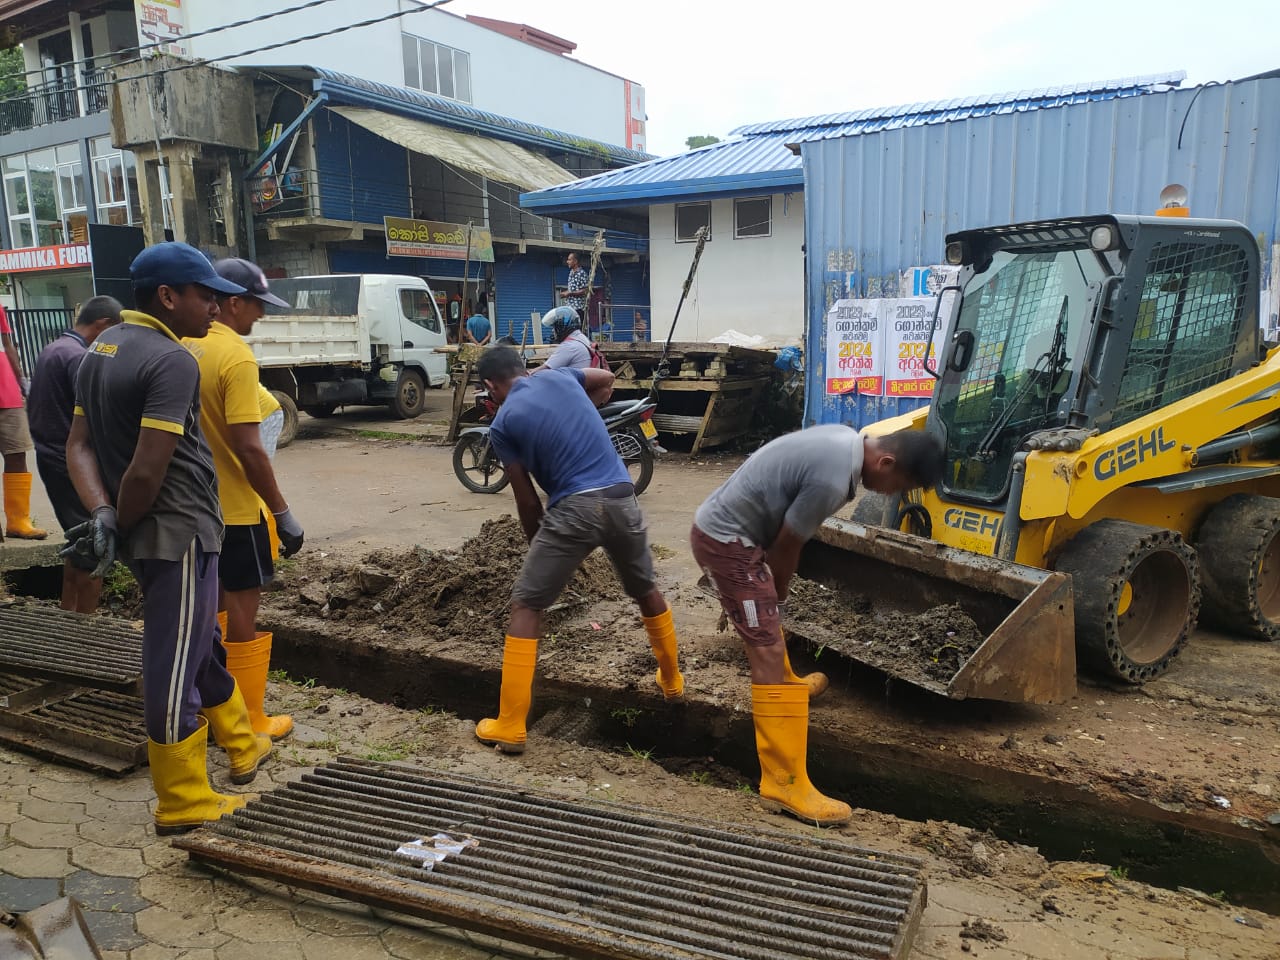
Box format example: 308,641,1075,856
603,495,683,698
476,495,599,753
751,684,852,827
36,454,97,611
2,411,47,539
62,563,103,614
217,517,292,739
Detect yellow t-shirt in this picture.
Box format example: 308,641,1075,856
184,321,267,526
257,383,281,419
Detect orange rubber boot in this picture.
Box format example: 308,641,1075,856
782,638,828,699
201,682,273,785
751,684,852,827
224,630,294,740
4,472,48,540
643,608,684,699
475,636,538,754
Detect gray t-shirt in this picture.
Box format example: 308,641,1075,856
545,330,594,370
74,312,223,562
695,424,863,547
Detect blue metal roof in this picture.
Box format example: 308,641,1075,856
303,67,651,166
521,72,1186,212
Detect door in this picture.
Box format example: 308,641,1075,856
397,285,449,386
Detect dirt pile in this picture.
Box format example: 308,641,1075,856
786,577,985,684
274,515,623,640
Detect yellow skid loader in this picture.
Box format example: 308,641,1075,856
796,213,1277,704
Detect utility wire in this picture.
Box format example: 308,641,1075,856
0,0,350,84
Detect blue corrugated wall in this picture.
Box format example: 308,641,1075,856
801,77,1280,427
314,112,411,224
495,254,555,340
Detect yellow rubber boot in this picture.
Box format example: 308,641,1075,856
782,638,828,700
4,472,48,540
475,636,537,754
149,717,250,836
751,684,852,827
643,608,684,699
201,682,273,785
224,630,294,740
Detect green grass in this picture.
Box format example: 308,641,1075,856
1108,865,1129,881
609,707,642,729
690,771,712,785
354,429,418,442
102,564,137,601
364,742,412,762
625,744,653,761
734,782,755,795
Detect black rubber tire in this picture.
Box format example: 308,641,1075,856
302,403,337,419
852,492,901,527
452,433,510,494
270,390,299,449
390,370,427,419
1195,494,1280,641
1054,519,1200,684
611,429,654,495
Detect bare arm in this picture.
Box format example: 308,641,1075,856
580,368,614,406
66,416,111,511
765,523,808,602
1,331,22,383
115,428,181,533
507,463,544,542
227,422,287,513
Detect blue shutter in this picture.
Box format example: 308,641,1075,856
494,254,555,341
314,113,410,224
604,261,649,341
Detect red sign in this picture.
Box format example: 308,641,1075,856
0,243,92,274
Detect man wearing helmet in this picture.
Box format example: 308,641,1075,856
541,305,606,371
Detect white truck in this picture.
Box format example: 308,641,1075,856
245,274,450,444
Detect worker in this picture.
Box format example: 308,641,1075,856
0,303,48,540
473,345,683,753
557,250,591,321
690,425,945,826
541,305,606,370
64,241,272,835
26,295,124,612
183,257,305,743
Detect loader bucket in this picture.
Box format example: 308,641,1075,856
790,518,1076,704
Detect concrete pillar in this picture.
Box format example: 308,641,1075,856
68,11,88,118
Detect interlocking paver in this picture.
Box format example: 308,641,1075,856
18,796,90,824
90,776,156,803
293,904,388,938
3,843,74,878
218,937,307,960
9,816,78,848
62,870,151,913
134,904,232,950
0,798,23,823
0,874,60,912
77,818,149,847
89,798,154,825
129,944,217,960
137,872,216,913
140,839,185,869
382,927,497,960
82,908,146,951
300,932,408,960
215,905,306,942
30,777,101,803
71,841,148,878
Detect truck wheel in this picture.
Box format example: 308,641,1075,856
391,370,426,419
1195,494,1280,640
270,391,299,449
852,492,901,527
302,403,337,419
1054,520,1200,684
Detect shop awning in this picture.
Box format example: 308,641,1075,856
330,106,575,192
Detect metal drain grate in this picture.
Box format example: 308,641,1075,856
0,606,143,692
177,758,926,960
0,673,146,774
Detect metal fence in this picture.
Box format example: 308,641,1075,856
8,309,74,376
598,303,651,342
0,67,113,135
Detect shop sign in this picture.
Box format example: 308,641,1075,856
0,243,93,274
384,217,494,263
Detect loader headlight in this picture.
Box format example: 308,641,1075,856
945,241,965,265
1089,225,1117,252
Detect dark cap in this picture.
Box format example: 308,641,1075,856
130,242,245,295
212,258,290,308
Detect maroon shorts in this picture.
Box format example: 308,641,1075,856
690,523,782,648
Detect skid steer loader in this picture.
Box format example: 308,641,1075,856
796,211,1277,704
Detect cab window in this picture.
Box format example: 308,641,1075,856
399,289,441,333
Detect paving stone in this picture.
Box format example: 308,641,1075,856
77,818,150,847
218,937,307,960
100,951,129,960
134,904,232,950
89,798,154,825
71,842,148,878
382,927,496,960
19,796,90,824
82,908,146,951
3,843,74,878
140,840,186,869
30,777,103,803
129,945,217,960
293,904,387,938
0,798,24,823
39,764,98,784
301,932,406,960
9,816,79,848
0,874,61,912
215,905,301,942
62,871,151,914
462,929,565,959
90,775,156,803
137,872,216,912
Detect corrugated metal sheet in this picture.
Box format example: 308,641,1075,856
495,253,555,340
328,246,485,281
802,77,1280,428
315,112,410,224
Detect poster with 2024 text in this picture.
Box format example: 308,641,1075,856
824,299,883,395
883,298,948,398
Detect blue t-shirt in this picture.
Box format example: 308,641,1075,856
465,314,491,342
488,368,630,507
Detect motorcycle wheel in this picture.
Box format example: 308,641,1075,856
612,428,655,495
453,433,510,494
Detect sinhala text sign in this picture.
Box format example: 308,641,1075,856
883,298,946,398
384,217,495,263
825,299,883,395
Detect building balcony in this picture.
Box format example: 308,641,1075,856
0,66,113,136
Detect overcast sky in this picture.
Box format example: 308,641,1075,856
452,0,1277,156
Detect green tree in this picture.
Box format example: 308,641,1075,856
0,46,26,97
685,135,720,150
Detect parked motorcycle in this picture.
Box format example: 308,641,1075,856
453,391,659,495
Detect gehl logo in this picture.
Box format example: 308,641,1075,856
943,508,1002,540
1093,426,1176,481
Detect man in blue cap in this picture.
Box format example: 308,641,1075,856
65,241,273,835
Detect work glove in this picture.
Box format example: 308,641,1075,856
273,506,304,558
60,505,119,578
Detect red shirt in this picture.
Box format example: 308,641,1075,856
0,307,23,409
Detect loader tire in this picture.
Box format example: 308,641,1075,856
852,492,900,527
1054,520,1200,684
1195,494,1280,641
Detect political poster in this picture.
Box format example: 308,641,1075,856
825,298,884,396
883,298,947,398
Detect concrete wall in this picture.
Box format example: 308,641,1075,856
648,193,804,346
183,3,640,149
255,237,330,278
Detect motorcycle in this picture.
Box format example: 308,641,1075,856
453,390,659,495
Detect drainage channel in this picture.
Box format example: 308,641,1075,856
177,758,926,960
265,621,1280,913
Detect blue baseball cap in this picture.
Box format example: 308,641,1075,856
212,257,290,308
130,242,246,295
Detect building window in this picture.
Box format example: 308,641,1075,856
675,202,711,243
734,196,771,239
90,136,143,228
3,142,88,247
402,34,471,103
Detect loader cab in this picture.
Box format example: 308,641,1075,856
930,215,1259,505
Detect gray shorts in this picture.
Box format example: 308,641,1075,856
0,406,32,456
512,487,656,610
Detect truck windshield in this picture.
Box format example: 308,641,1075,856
934,247,1106,502
265,276,360,316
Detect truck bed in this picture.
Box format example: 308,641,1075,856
246,314,369,368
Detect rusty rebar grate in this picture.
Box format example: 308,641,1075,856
177,758,926,960
0,606,142,692
0,673,146,774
